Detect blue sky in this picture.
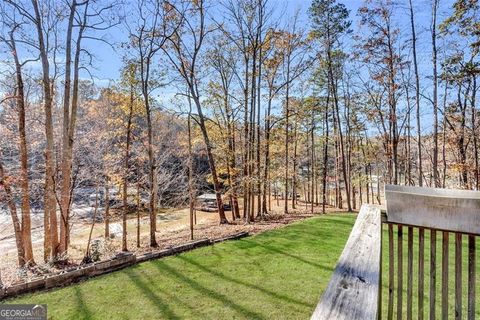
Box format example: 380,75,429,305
0,0,458,133
0,0,454,90
72,0,457,135
83,0,361,83
86,0,451,84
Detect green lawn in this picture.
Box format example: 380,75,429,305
6,214,356,320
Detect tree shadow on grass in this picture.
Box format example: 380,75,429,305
74,286,93,320
299,220,356,236
235,238,335,271
176,255,313,308
277,217,354,235
275,223,353,241
153,261,265,319
298,229,351,241
124,268,180,320
139,271,209,319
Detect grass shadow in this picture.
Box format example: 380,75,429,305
124,268,180,320
238,238,334,271
74,286,93,320
177,254,312,308
153,260,265,319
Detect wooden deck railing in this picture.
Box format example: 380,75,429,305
311,203,382,319
312,185,479,320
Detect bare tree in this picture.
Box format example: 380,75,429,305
30,0,59,261
0,18,35,265
127,0,180,245
280,13,311,213
431,0,440,187
408,0,423,186
163,0,228,224
206,36,241,219
121,64,137,251
59,0,119,255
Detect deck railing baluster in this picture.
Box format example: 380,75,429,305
418,227,425,320
388,223,394,320
397,225,404,320
441,231,449,320
407,226,413,320
454,233,462,320
467,235,475,320
430,230,437,320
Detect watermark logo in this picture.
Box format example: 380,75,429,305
0,305,47,320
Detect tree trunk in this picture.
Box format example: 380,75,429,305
123,87,134,252
187,110,195,240
458,86,469,187
84,180,99,263
9,33,34,265
0,159,25,266
31,0,58,260
334,131,341,208
144,83,158,247
192,95,228,224
472,76,478,189
385,21,399,186
408,0,423,187
136,178,141,248
262,97,273,214
284,85,290,215
104,176,110,238
256,29,263,219
249,47,257,222
59,0,78,255
322,92,330,214
225,98,240,219
292,114,298,210
328,51,351,211
243,57,250,222
431,0,440,187
311,106,315,215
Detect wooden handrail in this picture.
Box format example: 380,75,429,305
311,204,382,320
385,184,480,235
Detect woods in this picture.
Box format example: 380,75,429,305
0,0,478,285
